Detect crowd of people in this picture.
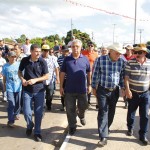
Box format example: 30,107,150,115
0,37,150,147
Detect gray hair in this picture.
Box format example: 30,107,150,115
71,39,82,47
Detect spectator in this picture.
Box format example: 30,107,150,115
41,44,59,111
2,51,22,126
0,38,9,59
21,38,31,56
18,44,49,142
57,45,70,111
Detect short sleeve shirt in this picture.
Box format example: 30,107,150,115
19,55,48,93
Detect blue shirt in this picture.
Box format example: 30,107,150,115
19,55,48,93
61,54,90,94
2,62,22,92
92,55,125,89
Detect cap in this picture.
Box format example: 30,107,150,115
42,44,50,50
88,41,94,45
62,45,69,51
8,51,16,57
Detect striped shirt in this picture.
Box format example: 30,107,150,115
125,58,150,92
92,55,125,89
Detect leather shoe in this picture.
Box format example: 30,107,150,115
127,129,133,136
80,118,86,126
139,137,150,145
69,127,76,135
97,138,107,147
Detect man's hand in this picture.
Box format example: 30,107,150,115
60,87,64,96
22,79,28,86
87,85,92,94
125,89,132,99
27,79,37,85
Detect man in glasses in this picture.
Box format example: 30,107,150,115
125,44,150,145
82,41,98,106
92,43,126,147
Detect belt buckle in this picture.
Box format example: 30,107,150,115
109,88,114,92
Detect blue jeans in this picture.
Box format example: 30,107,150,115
23,91,44,134
96,85,119,138
127,90,150,139
65,93,88,128
7,91,21,123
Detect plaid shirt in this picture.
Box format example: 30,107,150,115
92,55,125,89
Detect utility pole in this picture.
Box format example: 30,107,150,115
71,18,73,38
138,29,144,43
134,0,137,44
112,24,116,44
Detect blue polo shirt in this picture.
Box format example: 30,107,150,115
19,55,48,93
61,54,90,94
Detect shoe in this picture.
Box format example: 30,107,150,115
97,138,107,147
3,97,7,102
34,134,42,142
69,127,76,135
7,121,14,128
108,129,111,134
127,129,133,136
139,137,150,145
60,107,65,111
26,123,34,136
47,107,51,111
15,115,20,120
96,105,99,109
80,118,86,126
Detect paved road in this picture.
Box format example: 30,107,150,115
0,90,150,150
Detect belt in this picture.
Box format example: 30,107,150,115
100,85,117,92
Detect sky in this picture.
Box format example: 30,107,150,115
0,0,150,47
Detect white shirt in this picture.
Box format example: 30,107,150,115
0,57,6,79
21,44,31,55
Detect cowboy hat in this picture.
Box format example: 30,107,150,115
134,44,149,53
107,43,126,54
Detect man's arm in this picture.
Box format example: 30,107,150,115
3,76,6,92
18,70,28,86
55,67,60,84
87,71,92,94
124,76,132,99
60,72,65,96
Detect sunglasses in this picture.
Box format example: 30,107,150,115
134,51,143,55
43,49,49,52
88,45,94,47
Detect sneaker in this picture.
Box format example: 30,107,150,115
7,121,14,128
69,127,76,135
96,105,99,109
127,129,133,136
80,118,86,126
34,134,42,142
3,97,7,102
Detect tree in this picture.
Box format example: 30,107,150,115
65,29,95,48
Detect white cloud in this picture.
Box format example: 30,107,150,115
0,0,150,45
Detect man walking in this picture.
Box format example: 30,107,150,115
60,39,91,135
125,44,150,145
92,43,126,147
18,44,49,142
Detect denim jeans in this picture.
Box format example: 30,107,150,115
7,91,21,123
127,90,150,139
96,85,119,138
23,91,45,134
65,93,88,128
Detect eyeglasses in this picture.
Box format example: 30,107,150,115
134,51,143,55
88,45,94,47
43,49,49,52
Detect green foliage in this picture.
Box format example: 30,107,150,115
65,29,94,48
146,41,150,46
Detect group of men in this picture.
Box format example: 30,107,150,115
0,37,150,147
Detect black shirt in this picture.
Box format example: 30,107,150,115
19,55,48,93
